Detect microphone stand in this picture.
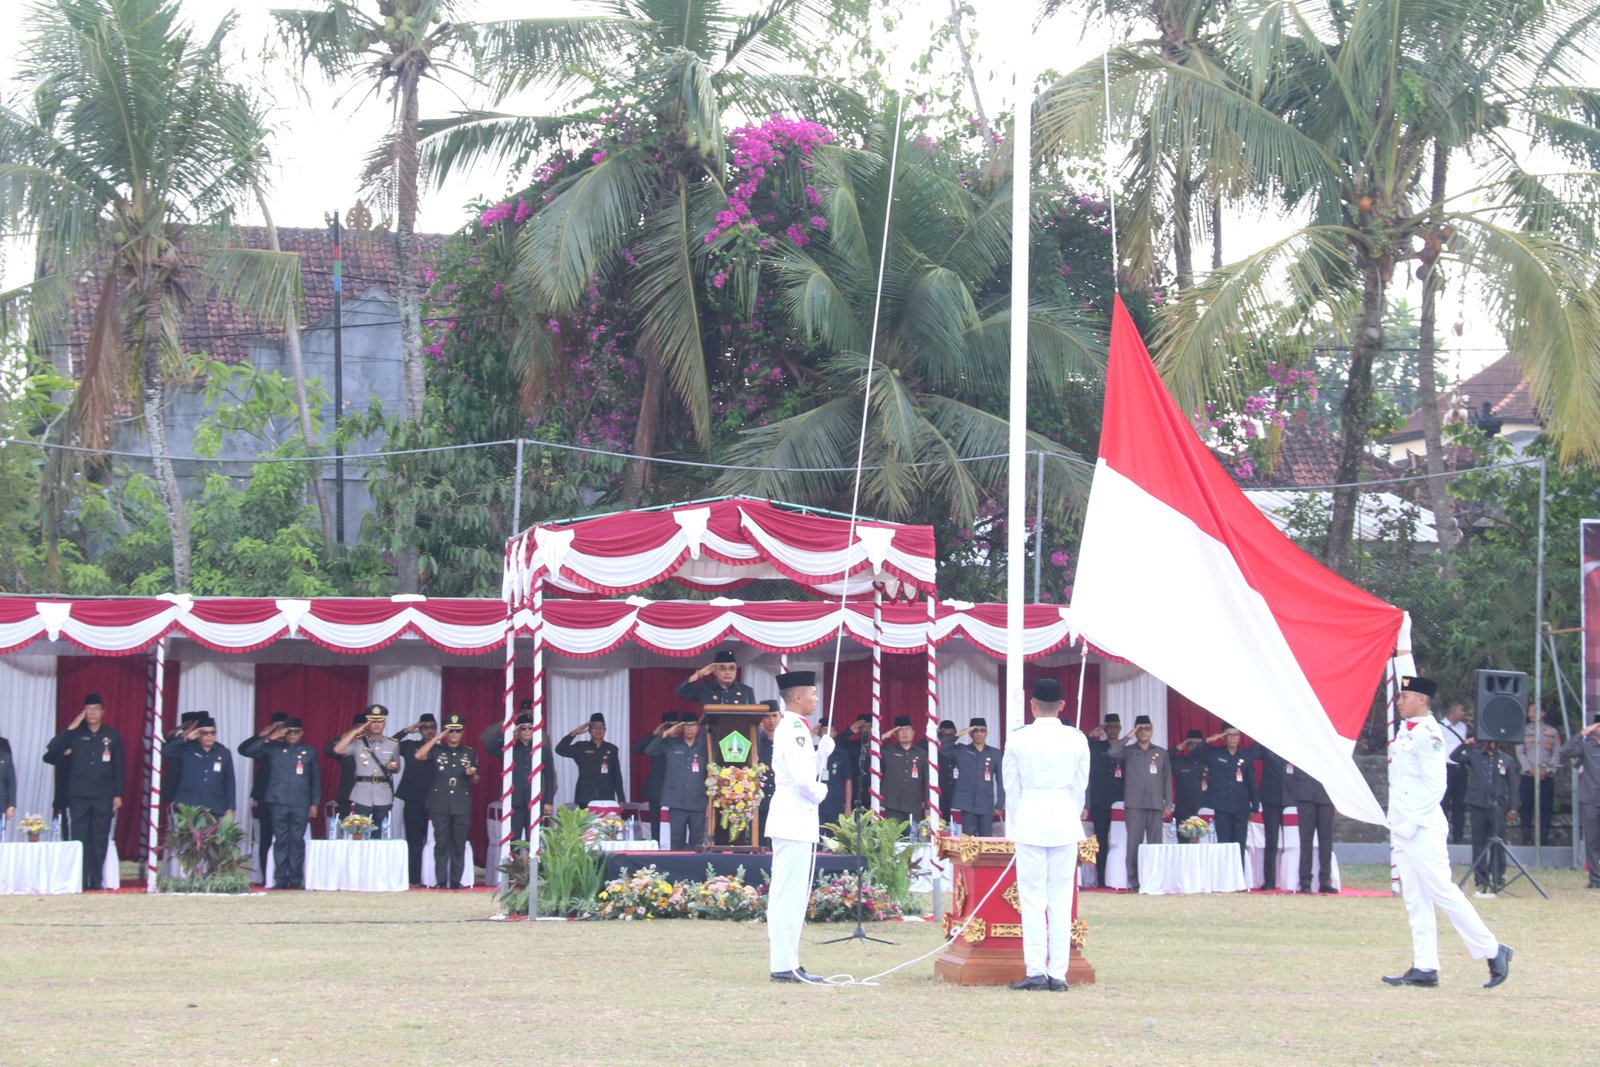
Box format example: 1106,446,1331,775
819,807,896,946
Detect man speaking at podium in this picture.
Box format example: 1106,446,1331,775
766,670,831,984
1002,677,1090,991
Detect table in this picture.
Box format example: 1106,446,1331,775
304,839,408,892
1138,843,1250,895
0,841,83,894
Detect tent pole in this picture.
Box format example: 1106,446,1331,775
1004,30,1032,738
528,581,546,918
870,585,883,815
1532,457,1546,866
926,593,943,918
498,614,516,890
146,638,166,894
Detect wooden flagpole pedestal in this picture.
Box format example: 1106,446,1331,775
932,835,1095,986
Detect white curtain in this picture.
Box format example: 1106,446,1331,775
176,660,256,817
0,654,58,831
1103,661,1168,744
369,663,441,837
941,651,1002,742
547,667,630,806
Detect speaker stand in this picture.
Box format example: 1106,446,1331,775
1455,835,1548,900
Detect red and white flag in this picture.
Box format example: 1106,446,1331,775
1070,297,1400,824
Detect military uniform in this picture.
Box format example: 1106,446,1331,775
645,729,711,849
1557,725,1600,889
1290,766,1335,893
1199,745,1256,861
395,718,437,887
1108,737,1170,891
1086,724,1126,886
941,736,1005,837
238,725,321,890
424,723,479,889
880,742,927,826
162,736,236,817
45,712,125,890
1242,743,1290,889
1449,742,1515,892
555,717,625,809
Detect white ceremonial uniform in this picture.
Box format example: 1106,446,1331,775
1388,714,1498,970
766,709,832,974
1001,716,1090,982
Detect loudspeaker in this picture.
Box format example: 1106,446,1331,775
1475,670,1527,743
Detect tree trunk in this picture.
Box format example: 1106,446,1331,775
949,0,990,142
392,69,424,592
1210,191,1223,269
1415,143,1458,570
255,187,335,552
621,356,665,507
1326,262,1385,574
1172,159,1194,291
137,283,191,590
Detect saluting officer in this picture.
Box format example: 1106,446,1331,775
936,719,958,822
631,711,679,842
942,717,1005,836
1108,714,1170,891
646,711,712,849
335,703,402,827
239,717,321,890
162,713,235,818
393,713,437,888
1199,725,1256,863
325,711,366,818
1084,714,1124,888
416,711,479,889
675,650,757,706
479,704,555,843
556,713,626,809
252,711,288,879
1558,716,1600,890
44,693,124,890
1171,729,1208,842
879,715,928,827
161,711,203,808
1383,676,1511,989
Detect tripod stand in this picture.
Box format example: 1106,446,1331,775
818,809,896,946
1455,817,1548,899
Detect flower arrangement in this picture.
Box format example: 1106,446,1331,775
807,872,902,922
340,813,375,838
596,864,689,920
705,762,768,840
1177,816,1211,841
19,814,47,839
686,865,765,921
583,812,625,848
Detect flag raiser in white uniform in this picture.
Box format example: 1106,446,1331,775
766,673,832,981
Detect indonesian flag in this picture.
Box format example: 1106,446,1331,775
1070,297,1400,824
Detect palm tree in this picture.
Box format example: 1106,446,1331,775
0,0,302,590
418,0,872,504
713,117,1103,525
1047,0,1600,573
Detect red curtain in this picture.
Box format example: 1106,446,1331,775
437,667,512,860
821,659,871,732
1166,687,1255,750
55,654,182,862
628,667,694,794
818,653,929,733
252,663,369,838
1004,663,1101,732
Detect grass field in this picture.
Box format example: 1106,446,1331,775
2,864,1594,1066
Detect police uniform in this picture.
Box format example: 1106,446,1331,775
630,711,678,840
1171,730,1208,841
675,649,757,706
766,671,830,981
1002,678,1089,990
395,714,438,887
1199,740,1256,861
161,714,236,817
941,719,1005,836
424,712,479,889
238,719,321,890
1290,766,1335,893
555,714,626,808
1383,676,1508,989
1557,720,1600,889
645,716,711,850
345,705,401,826
1448,741,1515,892
324,711,366,818
1086,714,1125,886
1108,717,1169,892
44,695,125,890
880,715,927,826
1242,742,1290,889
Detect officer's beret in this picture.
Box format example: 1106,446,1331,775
588,713,606,726
893,715,913,727
712,650,737,665
1401,676,1438,698
518,698,534,711
776,670,815,690
969,717,988,729
83,693,103,707
515,713,533,726
443,712,465,730
283,718,304,729
364,703,389,720
680,711,699,723
270,712,289,724
419,713,437,725
1032,677,1063,703
1134,714,1152,726
939,719,957,732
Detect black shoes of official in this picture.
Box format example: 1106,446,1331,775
1009,974,1051,991
770,967,821,984
1381,967,1439,987
1484,944,1513,989
1047,978,1069,992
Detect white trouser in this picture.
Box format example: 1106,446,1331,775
767,837,811,973
1016,842,1075,981
1392,827,1498,970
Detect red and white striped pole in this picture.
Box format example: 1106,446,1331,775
925,595,942,834
145,638,166,893
497,613,516,859
528,582,547,873
869,584,884,814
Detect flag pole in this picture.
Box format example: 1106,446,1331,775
1005,22,1033,736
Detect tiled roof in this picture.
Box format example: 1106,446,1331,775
1386,354,1540,442
1227,423,1409,490
58,225,449,370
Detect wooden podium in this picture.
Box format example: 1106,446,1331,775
933,835,1096,986
701,704,772,850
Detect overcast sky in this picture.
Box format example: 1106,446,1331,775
4,0,1511,381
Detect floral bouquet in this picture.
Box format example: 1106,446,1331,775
705,762,768,840
687,864,764,921
582,812,625,848
807,872,902,922
1177,815,1211,841
19,814,48,839
596,864,689,920
340,813,375,838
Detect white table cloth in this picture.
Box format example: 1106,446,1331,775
1247,807,1342,891
304,839,408,892
1138,843,1250,895
1079,804,1129,889
0,841,83,895
596,840,658,852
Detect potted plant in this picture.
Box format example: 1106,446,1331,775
160,804,252,893
19,814,47,842
341,813,375,841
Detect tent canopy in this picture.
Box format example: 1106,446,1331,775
503,497,938,606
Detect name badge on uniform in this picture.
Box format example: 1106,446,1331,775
103,738,112,762
1235,766,1244,783
1285,763,1295,774
1498,763,1507,775
1149,760,1159,774
1113,765,1122,779
983,762,992,782
295,758,304,775
952,765,960,780
214,759,222,773
911,761,919,780
690,755,700,774
600,761,610,775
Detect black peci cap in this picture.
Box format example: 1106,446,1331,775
776,670,816,690
83,693,104,707
1032,677,1063,703
893,715,913,727
1401,676,1438,698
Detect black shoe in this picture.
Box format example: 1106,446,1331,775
1587,881,1600,890
1047,978,1069,992
1261,882,1276,892
770,970,803,983
1298,884,1312,894
1381,968,1439,987
1009,975,1051,991
1484,944,1512,989
1318,885,1337,894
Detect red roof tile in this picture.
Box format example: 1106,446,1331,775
1225,423,1408,489
1386,354,1541,442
